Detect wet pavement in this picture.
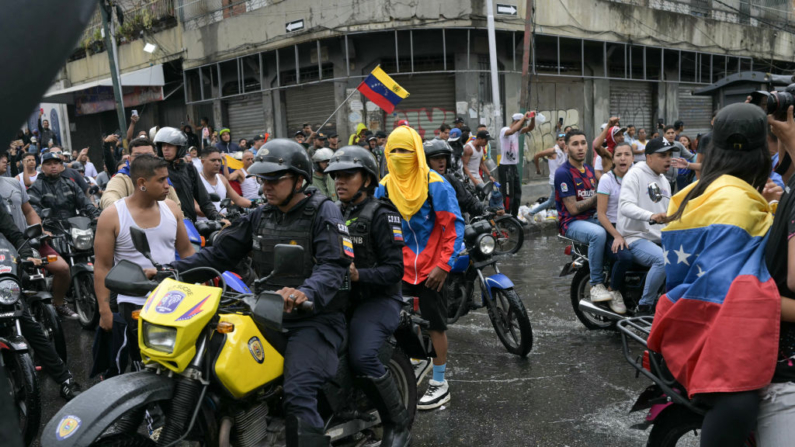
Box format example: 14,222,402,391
35,228,651,446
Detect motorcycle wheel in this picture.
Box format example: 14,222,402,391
32,301,67,363
486,288,533,357
445,274,472,325
647,405,704,447
3,350,41,446
93,433,155,447
74,272,99,330
386,348,418,427
570,268,615,330
493,217,524,255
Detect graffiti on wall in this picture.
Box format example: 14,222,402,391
525,109,580,157
390,107,456,139
610,91,651,131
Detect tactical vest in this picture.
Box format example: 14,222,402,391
343,198,401,303
252,193,348,314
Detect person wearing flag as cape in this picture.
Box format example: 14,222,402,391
375,125,464,411
647,103,783,446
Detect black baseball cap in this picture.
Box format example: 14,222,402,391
476,130,493,140
328,132,338,139
644,137,676,155
294,131,305,137
375,131,387,138
453,117,465,124
316,132,328,140
711,103,767,152
252,134,265,142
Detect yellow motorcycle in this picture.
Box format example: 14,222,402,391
42,230,425,447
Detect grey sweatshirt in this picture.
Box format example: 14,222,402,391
617,161,671,245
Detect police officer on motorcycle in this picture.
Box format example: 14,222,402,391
28,151,100,220
324,146,411,447
153,127,222,223
166,139,352,447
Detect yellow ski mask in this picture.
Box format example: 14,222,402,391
382,126,430,220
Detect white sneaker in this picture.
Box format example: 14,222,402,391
411,359,432,384
608,290,627,314
418,379,450,410
590,284,612,303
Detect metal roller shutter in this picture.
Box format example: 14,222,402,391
226,95,266,141
609,81,653,131
678,85,713,137
388,73,456,139
285,83,337,135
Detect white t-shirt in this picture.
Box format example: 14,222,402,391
498,128,520,165
16,171,37,190
84,161,98,178
594,155,603,172
596,171,622,223
547,145,566,185
633,140,647,163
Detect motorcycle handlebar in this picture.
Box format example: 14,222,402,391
298,300,314,312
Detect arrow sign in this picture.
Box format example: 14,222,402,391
286,19,304,33
496,4,517,15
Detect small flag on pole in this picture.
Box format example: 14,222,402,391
223,154,244,172
356,66,410,113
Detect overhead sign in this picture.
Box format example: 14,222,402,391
286,19,304,33
496,4,518,15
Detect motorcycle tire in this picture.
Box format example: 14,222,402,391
387,348,418,428
647,405,705,447
93,433,155,447
32,301,68,363
3,350,41,446
570,268,615,330
74,272,99,330
493,217,524,255
445,274,473,325
486,288,533,357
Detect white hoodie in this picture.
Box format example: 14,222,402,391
617,161,671,245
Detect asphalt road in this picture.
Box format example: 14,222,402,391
34,228,654,446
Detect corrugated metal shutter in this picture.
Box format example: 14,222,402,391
609,81,653,131
285,83,337,135
387,73,456,139
226,95,266,140
678,85,713,137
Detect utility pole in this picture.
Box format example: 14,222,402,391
518,0,533,184
485,0,502,128
99,0,127,136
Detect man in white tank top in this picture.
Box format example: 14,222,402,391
461,130,495,185
197,147,252,221
94,155,195,363
225,150,260,200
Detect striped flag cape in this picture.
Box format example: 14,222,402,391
648,175,780,397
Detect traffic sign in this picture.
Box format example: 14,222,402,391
286,19,304,33
496,4,518,15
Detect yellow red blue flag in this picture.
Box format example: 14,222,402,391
357,66,409,113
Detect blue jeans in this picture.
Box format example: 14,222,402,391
565,217,607,285
529,184,555,215
628,238,666,306
605,232,633,291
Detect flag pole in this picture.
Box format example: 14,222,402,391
315,84,362,134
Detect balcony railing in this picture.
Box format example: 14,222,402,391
76,0,177,57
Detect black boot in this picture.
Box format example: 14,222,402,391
285,415,330,447
357,371,412,447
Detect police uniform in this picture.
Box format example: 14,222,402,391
170,189,352,432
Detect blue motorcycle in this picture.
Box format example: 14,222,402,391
443,219,533,357
179,219,252,294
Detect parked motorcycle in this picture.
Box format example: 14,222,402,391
617,316,756,446
43,230,425,446
40,208,98,329
443,219,533,357
472,181,524,255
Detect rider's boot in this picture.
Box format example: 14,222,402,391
285,415,330,447
357,371,412,447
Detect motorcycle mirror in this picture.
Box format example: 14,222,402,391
41,208,52,220
24,223,42,239
220,197,232,208
130,227,156,266
648,182,663,203
209,193,221,202
105,260,157,297
250,291,284,332
272,244,305,278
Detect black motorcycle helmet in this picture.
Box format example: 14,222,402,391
153,127,188,161
423,139,453,172
249,139,312,206
324,146,380,202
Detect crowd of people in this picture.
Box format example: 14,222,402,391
7,94,795,446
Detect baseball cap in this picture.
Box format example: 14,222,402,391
328,132,338,138
476,130,493,140
252,134,265,142
448,128,462,142
30,136,37,143
511,113,523,121
644,137,676,155
294,130,305,137
316,132,328,140
367,136,377,142
41,151,63,163
375,131,387,138
454,117,465,124
397,119,409,127
610,126,628,139
711,103,767,152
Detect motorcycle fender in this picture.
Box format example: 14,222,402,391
559,262,574,277
41,371,174,446
26,291,53,305
630,384,666,413
483,273,514,298
394,320,429,360
70,263,93,278
0,334,30,352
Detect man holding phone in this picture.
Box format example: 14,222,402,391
498,112,536,217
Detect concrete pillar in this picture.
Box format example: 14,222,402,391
272,91,286,138
261,91,275,136
593,79,610,135
212,99,224,130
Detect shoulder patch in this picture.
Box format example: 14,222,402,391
391,225,404,242
560,182,569,193
342,237,355,258
387,214,401,224
337,223,350,235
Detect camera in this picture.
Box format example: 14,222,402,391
750,83,795,121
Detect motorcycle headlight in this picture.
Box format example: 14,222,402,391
71,228,94,251
0,279,21,305
476,234,496,256
142,321,177,354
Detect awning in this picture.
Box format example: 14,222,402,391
44,64,165,104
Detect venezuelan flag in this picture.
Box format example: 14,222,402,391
357,66,409,113
223,154,244,173
647,175,780,397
